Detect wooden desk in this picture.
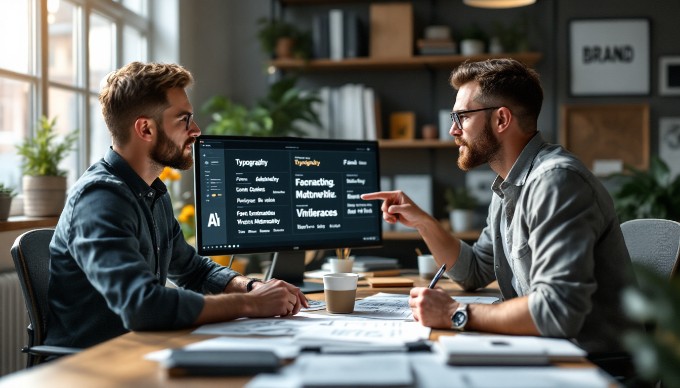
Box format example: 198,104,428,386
0,276,592,387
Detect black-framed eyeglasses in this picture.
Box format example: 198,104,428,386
182,113,194,131
450,107,500,129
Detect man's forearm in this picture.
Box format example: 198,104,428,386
223,275,251,293
418,217,462,269
467,295,540,335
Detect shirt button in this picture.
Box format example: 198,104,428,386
147,192,154,198
495,265,500,269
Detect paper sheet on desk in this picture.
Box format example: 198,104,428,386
247,354,413,388
294,320,431,346
192,315,333,336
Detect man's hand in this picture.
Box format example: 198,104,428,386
247,279,308,317
408,287,458,329
361,190,431,229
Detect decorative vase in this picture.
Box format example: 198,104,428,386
0,195,12,221
449,209,474,232
22,175,67,217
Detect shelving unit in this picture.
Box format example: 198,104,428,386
271,52,542,72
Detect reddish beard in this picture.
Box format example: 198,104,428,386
455,119,500,171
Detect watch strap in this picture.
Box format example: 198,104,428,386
246,278,263,292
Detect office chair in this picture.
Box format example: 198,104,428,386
621,218,680,279
10,228,81,368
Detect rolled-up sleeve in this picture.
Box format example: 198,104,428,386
449,220,497,291
523,168,600,338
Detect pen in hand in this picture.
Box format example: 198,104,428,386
428,263,447,289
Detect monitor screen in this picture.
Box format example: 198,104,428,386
192,135,382,257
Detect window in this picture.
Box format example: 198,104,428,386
0,0,150,195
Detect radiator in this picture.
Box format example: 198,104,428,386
0,271,29,376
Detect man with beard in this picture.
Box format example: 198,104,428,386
362,59,638,361
45,62,306,350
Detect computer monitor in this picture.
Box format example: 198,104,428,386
193,135,382,293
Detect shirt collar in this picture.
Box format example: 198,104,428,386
492,132,546,194
504,131,545,187
104,147,168,199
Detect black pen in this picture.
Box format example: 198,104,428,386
428,263,447,289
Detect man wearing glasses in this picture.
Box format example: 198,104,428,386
363,59,638,368
46,62,307,350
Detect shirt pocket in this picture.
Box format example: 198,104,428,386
509,241,532,294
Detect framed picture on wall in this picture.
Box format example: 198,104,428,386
659,117,680,178
659,56,680,96
569,18,650,96
560,104,649,174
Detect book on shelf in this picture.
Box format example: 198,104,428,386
315,84,379,141
343,11,366,59
312,13,329,59
418,47,457,55
417,38,457,55
329,9,344,60
316,10,366,60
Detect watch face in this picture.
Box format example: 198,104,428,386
452,311,467,327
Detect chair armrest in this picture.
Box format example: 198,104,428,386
23,345,82,357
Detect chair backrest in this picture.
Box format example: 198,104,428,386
620,219,680,279
10,228,55,365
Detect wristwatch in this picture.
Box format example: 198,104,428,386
246,278,263,292
451,303,468,331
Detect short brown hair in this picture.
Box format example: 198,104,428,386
450,58,542,132
99,62,193,146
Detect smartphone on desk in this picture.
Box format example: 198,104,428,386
164,349,280,377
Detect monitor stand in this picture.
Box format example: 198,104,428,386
264,251,325,294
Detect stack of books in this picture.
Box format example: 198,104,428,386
417,39,457,56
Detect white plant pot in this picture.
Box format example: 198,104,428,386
22,175,67,217
460,39,485,56
449,209,474,232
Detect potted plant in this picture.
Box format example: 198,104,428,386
202,76,321,137
612,156,680,222
621,264,680,387
459,23,487,56
444,186,478,232
256,17,312,59
0,183,16,221
15,116,78,217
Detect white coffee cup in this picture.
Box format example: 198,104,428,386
417,254,438,278
323,273,359,314
328,257,355,273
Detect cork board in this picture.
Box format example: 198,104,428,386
560,104,649,171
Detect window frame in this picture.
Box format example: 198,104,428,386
0,0,151,191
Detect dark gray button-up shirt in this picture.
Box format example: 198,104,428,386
46,149,238,348
449,133,639,353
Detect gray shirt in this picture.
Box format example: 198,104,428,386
449,133,639,353
46,149,239,348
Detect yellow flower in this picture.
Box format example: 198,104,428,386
159,167,181,182
178,204,195,223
